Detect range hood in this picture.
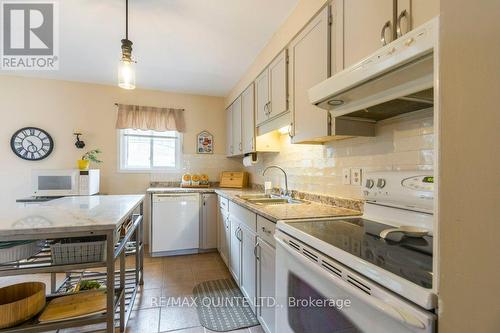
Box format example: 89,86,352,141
309,18,438,122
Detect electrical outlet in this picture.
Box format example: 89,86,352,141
351,168,362,186
342,168,351,185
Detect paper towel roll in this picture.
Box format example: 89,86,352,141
242,154,258,167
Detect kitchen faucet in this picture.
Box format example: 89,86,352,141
262,165,289,196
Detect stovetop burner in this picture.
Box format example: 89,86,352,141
285,218,433,288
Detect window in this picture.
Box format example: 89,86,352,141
119,129,182,172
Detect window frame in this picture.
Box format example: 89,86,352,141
117,129,183,173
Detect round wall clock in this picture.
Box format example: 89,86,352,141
10,127,54,161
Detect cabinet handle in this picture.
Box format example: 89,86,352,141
267,102,272,116
254,243,261,260
380,20,392,46
239,142,242,152
396,9,409,38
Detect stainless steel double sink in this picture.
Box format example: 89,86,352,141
236,194,308,205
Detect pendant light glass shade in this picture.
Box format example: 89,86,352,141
118,58,135,90
118,0,136,90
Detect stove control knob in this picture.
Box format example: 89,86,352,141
365,179,375,188
377,178,386,189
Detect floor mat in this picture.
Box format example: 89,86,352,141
193,278,259,332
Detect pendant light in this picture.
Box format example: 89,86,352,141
118,0,136,90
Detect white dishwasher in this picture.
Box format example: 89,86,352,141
151,193,200,256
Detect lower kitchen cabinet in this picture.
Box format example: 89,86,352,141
217,206,230,265
229,216,242,285
217,196,276,331
240,223,257,312
256,236,276,333
201,193,217,250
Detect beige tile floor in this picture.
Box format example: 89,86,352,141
0,251,265,333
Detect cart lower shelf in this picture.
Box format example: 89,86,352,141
0,270,140,333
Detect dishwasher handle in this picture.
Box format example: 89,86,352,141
153,193,200,202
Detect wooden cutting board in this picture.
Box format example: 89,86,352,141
38,290,107,323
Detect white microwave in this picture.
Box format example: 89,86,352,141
32,169,100,196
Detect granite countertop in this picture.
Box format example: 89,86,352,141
147,187,361,222
0,195,144,238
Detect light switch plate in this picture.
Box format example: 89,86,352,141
342,168,351,185
351,168,362,186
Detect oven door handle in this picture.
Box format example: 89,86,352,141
275,237,428,330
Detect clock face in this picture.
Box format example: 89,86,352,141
10,127,54,161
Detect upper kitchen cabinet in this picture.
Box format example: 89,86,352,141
268,50,288,119
255,50,288,127
232,96,243,156
343,0,394,68
397,0,439,36
343,0,439,68
255,69,269,126
241,84,255,154
289,5,331,144
226,105,233,156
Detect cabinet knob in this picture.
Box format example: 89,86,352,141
404,37,415,47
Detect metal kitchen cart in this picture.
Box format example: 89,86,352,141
0,203,144,333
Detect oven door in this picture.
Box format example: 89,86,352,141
275,231,435,333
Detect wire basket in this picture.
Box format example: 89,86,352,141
51,238,106,265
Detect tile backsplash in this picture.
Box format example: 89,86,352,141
244,109,434,200
150,153,241,182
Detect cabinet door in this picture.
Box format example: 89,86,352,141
240,224,257,312
255,69,269,126
218,209,229,265
229,217,241,285
232,96,242,155
201,194,217,249
289,6,330,143
257,238,276,333
343,0,394,67
268,50,288,119
241,84,255,154
226,105,233,156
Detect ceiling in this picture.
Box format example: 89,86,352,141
3,0,298,96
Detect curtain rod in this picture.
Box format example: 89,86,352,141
114,103,185,110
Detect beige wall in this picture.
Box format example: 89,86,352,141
225,0,329,106
245,110,433,199
437,0,500,332
0,75,241,241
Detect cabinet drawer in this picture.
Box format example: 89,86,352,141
257,215,276,247
229,201,256,231
218,196,229,211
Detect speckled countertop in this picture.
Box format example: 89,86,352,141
0,195,144,238
147,187,361,222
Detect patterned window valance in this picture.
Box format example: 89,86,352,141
115,104,185,132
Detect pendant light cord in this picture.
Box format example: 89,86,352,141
125,0,128,40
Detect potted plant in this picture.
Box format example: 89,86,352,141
78,149,102,170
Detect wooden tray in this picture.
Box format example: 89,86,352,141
38,290,106,323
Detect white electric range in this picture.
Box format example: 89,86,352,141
274,171,437,333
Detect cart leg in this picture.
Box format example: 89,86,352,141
50,272,56,293
119,249,125,332
106,231,115,333
139,203,144,285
